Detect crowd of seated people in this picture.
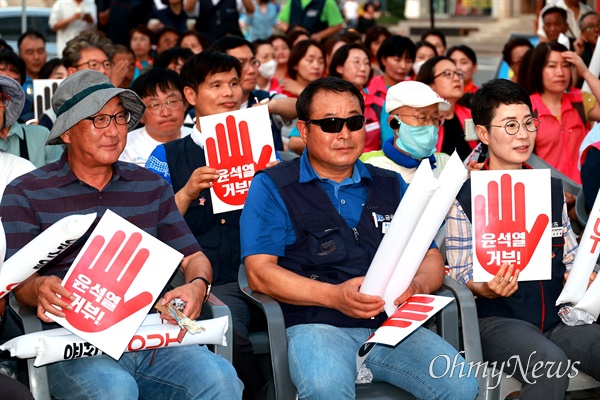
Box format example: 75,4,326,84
0,0,599,398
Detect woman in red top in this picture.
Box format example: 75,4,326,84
329,43,383,152
523,42,600,184
417,56,477,161
281,40,325,98
447,45,478,94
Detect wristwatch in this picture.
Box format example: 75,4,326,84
189,276,211,303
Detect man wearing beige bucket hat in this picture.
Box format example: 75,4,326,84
0,70,243,399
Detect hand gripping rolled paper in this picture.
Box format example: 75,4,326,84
556,190,600,306
360,160,439,296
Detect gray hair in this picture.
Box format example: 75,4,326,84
62,31,115,68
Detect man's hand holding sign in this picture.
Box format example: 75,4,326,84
201,106,276,213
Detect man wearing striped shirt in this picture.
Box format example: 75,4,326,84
0,70,242,400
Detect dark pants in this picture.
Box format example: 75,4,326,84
0,373,34,400
479,316,600,399
212,282,267,400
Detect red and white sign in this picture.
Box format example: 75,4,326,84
355,294,453,371
47,210,183,360
471,170,551,282
201,105,276,214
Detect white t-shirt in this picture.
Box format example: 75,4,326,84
119,126,192,167
49,0,97,55
343,0,359,20
0,152,35,199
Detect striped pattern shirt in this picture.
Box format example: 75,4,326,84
0,151,201,279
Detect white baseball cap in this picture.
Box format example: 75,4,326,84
385,81,450,113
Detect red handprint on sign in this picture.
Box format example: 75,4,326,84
206,115,272,206
474,174,549,276
63,231,153,332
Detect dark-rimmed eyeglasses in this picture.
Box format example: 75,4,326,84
306,115,366,133
0,92,10,108
487,117,540,135
394,113,445,127
145,99,184,114
84,111,132,129
74,59,113,70
434,69,465,80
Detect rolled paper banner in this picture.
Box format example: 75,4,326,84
0,213,97,298
582,41,600,94
0,311,165,359
571,272,600,321
0,328,72,359
34,316,229,366
556,190,600,306
360,160,439,296
0,218,5,269
382,152,467,316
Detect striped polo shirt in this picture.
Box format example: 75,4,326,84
0,151,202,279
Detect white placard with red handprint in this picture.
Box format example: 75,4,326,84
33,79,62,122
471,170,551,282
47,210,184,360
201,105,276,214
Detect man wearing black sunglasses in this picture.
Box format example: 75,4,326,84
240,77,478,399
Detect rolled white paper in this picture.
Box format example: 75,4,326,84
360,160,439,296
0,328,72,359
34,316,229,366
382,152,467,316
582,41,600,94
0,218,5,270
556,190,600,306
0,213,97,298
0,311,165,359
572,274,600,321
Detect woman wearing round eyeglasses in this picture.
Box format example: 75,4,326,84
523,42,600,184
329,43,382,152
416,56,477,161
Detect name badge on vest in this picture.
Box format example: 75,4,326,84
372,212,393,234
382,221,391,234
306,9,318,17
365,121,380,132
551,222,563,238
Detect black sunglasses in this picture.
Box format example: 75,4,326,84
306,115,365,133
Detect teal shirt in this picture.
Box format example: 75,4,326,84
0,123,64,168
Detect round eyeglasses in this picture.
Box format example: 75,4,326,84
145,99,184,114
394,113,445,127
84,111,132,129
434,69,466,80
487,117,540,135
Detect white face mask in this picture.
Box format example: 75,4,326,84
258,59,277,79
412,60,426,75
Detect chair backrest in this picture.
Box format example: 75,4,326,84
526,153,581,196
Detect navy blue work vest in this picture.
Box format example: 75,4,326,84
261,158,400,328
164,135,242,286
289,0,328,35
456,175,566,332
195,0,243,44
